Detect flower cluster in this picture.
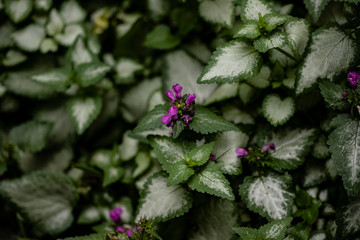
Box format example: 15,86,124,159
161,84,196,128
342,71,360,114
235,143,276,168
109,207,137,237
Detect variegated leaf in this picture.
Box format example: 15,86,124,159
60,0,86,24
199,0,234,27
246,65,271,89
239,0,273,22
303,163,327,188
222,105,255,125
70,37,94,68
312,134,330,159
115,58,143,84
284,19,310,58
204,83,238,106
254,32,287,53
31,68,70,92
304,0,330,22
239,172,295,220
11,24,45,52
4,0,33,23
337,200,360,238
76,62,111,88
2,49,27,67
234,20,260,39
136,172,192,222
46,9,64,36
167,161,195,186
262,94,295,126
189,142,215,166
238,83,256,105
54,24,85,46
197,40,262,84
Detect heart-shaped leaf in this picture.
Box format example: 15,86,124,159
262,94,295,126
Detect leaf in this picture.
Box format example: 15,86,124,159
31,68,71,92
34,0,52,11
234,20,261,39
284,19,310,58
118,130,139,161
133,152,152,178
147,0,169,20
189,142,215,166
212,131,249,175
269,128,316,170
172,120,185,139
188,162,235,200
11,24,45,52
239,172,295,220
246,65,271,89
239,0,273,22
325,158,337,181
55,24,85,47
59,233,105,240
0,171,78,235
2,49,27,67
167,161,195,186
303,163,327,188
136,172,193,222
4,0,33,23
262,94,295,126
90,150,112,170
263,13,290,32
318,80,348,110
163,50,216,104
254,32,287,53
9,121,52,153
40,38,59,53
190,199,238,240
77,206,101,224
70,37,94,68
46,9,64,36
114,58,143,84
133,104,169,133
232,227,260,239
76,62,111,88
304,0,330,22
238,83,256,105
149,136,195,173
199,0,234,27
203,83,239,105
336,200,360,238
103,167,125,187
60,0,86,24
296,27,358,95
312,134,330,159
190,106,239,134
144,25,180,50
0,22,15,49
197,40,262,84
66,97,102,135
328,114,360,197
222,105,255,124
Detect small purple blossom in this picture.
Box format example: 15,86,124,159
342,92,348,98
209,154,216,162
116,226,134,237
185,94,196,107
166,90,175,103
236,148,248,158
172,84,183,100
261,143,276,153
109,207,123,223
347,71,360,88
161,106,178,125
181,114,192,127
168,105,178,117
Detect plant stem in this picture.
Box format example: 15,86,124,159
275,47,299,62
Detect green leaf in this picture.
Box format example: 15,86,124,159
133,104,169,133
246,65,271,89
167,161,195,186
163,50,216,104
304,0,330,22
197,40,262,84
90,149,113,170
66,97,102,135
190,199,238,240
114,58,143,84
325,158,337,181
328,114,360,197
172,120,185,139
284,19,310,58
76,62,111,88
239,172,295,220
149,136,195,173
212,131,249,175
46,9,64,36
136,172,192,222
34,0,52,11
4,0,33,23
0,22,15,49
238,83,256,105
234,20,261,39
31,68,71,92
11,24,45,52
77,206,101,224
40,38,59,53
233,227,260,239
262,94,295,126
296,27,358,95
103,167,125,187
54,24,85,47
263,13,290,32
239,0,273,22
336,200,360,238
2,49,27,67
188,142,215,167
303,163,327,187
312,134,330,159
254,32,287,53
319,80,348,110
188,162,235,200
0,171,78,235
190,106,239,134
199,0,234,27
144,25,180,50
69,37,95,68
58,233,105,240
269,128,316,170
60,0,86,24
9,121,52,153
133,152,152,178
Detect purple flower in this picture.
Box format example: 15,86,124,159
235,148,248,158
181,114,192,127
168,105,178,117
166,90,175,103
185,94,196,107
172,84,183,100
342,92,348,98
347,71,360,88
261,143,276,153
109,207,123,223
161,115,172,125
116,226,132,237
209,154,216,162
161,106,178,125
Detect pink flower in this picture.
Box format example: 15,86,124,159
181,114,192,127
109,207,123,223
261,143,276,153
235,148,248,158
166,90,175,103
172,84,183,100
347,71,360,88
185,94,196,107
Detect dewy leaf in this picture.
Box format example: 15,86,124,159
4,0,33,23
262,94,295,126
31,68,71,92
199,0,234,28
254,31,287,53
197,40,262,84
328,114,360,197
304,0,330,22
190,106,239,134
149,136,196,173
269,128,316,170
76,62,111,88
239,0,273,22
239,172,295,220
190,199,238,240
144,25,180,50
234,20,261,39
318,80,348,110
136,172,192,222
167,161,195,186
66,97,102,135
163,50,216,104
46,9,64,36
11,24,45,52
188,162,235,200
188,142,215,166
284,19,310,58
60,0,86,24
337,200,360,238
0,171,78,235
132,104,169,133
9,121,52,153
212,131,249,175
296,27,358,95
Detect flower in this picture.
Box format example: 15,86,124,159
261,143,276,153
181,114,192,127
347,71,360,88
109,207,123,223
116,225,136,237
209,154,216,162
235,148,248,158
172,84,183,100
185,94,196,108
165,90,175,103
161,106,178,125
342,92,348,98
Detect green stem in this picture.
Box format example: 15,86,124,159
17,213,27,238
275,47,299,62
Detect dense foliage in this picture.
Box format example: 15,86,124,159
0,0,360,239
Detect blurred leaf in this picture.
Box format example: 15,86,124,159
144,25,181,50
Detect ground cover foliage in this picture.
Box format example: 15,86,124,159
0,0,360,239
